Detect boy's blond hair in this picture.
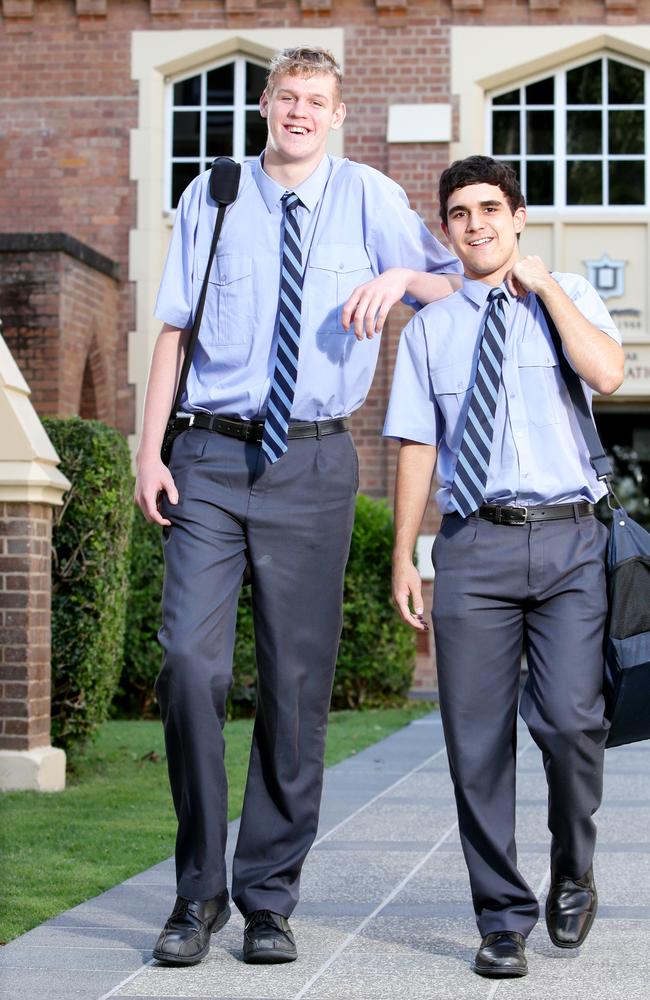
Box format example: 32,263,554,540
265,46,343,103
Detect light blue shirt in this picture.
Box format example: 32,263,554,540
383,274,621,510
155,154,460,419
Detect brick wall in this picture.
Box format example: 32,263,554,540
0,236,120,427
0,503,53,752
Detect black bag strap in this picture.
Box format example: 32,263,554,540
536,296,614,487
167,156,241,420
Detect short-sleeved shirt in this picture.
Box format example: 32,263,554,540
383,273,621,510
155,153,461,420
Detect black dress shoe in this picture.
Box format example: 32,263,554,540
243,909,297,964
546,866,597,948
153,891,230,966
472,932,528,978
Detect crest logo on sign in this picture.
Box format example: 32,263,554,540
584,253,626,301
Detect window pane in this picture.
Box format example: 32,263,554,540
567,161,602,204
493,111,520,155
609,161,645,205
526,161,554,205
173,75,201,107
500,159,521,183
172,162,201,208
492,89,519,106
567,110,602,154
567,60,602,105
172,111,200,156
246,63,268,104
608,60,644,105
207,64,234,105
525,77,554,105
245,110,267,157
206,112,234,157
609,110,644,154
526,110,554,154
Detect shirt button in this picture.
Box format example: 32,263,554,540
339,263,345,270
516,431,523,439
510,393,516,399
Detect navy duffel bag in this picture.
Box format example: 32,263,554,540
604,506,650,748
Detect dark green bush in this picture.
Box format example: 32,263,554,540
597,445,650,529
118,511,164,716
333,494,417,708
121,493,416,716
43,417,133,753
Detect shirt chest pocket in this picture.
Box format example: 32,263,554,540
305,244,374,334
429,361,475,452
516,340,560,427
196,253,254,346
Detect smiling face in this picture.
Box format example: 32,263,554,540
442,182,526,285
260,72,346,177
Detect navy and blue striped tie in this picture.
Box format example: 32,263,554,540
450,287,507,517
262,191,304,463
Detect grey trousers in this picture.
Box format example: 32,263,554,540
156,426,358,916
432,511,609,937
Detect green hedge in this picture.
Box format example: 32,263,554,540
43,418,133,753
334,494,417,708
122,493,416,716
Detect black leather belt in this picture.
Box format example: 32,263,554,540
171,412,348,444
473,501,594,526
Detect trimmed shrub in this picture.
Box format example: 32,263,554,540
333,494,417,708
118,511,164,717
43,417,133,753
121,493,416,716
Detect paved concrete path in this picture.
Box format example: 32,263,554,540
2,709,649,1000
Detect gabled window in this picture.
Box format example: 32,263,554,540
167,58,268,209
489,56,648,208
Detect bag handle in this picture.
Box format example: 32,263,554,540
167,156,241,421
536,296,617,501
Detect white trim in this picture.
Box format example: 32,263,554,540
489,54,648,209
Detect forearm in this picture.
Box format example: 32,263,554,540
405,269,462,305
136,324,188,463
393,441,437,562
536,277,624,395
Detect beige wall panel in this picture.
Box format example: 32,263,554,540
519,224,553,266
564,226,648,344
620,345,650,397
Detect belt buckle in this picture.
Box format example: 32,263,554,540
508,505,528,525
176,412,195,427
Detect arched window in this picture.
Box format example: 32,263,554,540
489,56,648,208
167,58,268,209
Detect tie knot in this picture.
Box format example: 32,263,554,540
487,287,506,304
282,191,301,213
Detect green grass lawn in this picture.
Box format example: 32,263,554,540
0,704,433,943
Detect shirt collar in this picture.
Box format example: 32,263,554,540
254,152,331,213
460,276,516,310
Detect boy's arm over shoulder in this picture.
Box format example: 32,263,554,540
339,161,461,339
510,256,624,395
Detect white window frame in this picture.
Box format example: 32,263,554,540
487,53,650,214
165,55,267,212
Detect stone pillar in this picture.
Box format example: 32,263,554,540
0,331,70,791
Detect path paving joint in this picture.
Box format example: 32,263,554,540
1,709,649,1000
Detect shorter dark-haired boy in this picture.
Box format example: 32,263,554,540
385,155,624,977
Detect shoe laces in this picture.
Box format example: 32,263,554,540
246,909,278,929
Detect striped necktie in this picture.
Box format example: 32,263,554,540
450,287,507,517
261,191,303,463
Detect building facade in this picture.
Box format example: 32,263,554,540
1,0,649,686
